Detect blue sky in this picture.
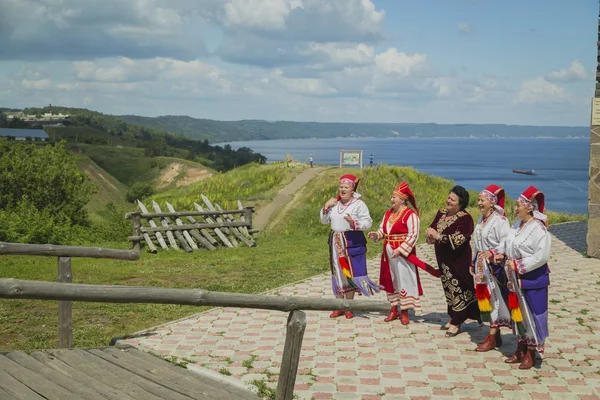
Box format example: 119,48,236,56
0,0,597,126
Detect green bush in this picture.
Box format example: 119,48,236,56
0,139,95,244
126,182,155,203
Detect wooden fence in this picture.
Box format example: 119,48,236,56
0,278,390,400
0,242,139,348
126,195,256,253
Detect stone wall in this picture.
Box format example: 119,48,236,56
587,16,600,258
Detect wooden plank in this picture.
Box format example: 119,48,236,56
215,203,254,247
106,348,258,399
6,351,102,400
132,213,142,252
0,363,45,399
47,348,163,400
0,278,391,313
184,214,218,246
90,348,204,399
194,203,234,248
0,242,139,260
165,202,199,250
137,201,168,250
275,311,307,400
237,200,250,236
201,195,239,247
140,221,250,233
0,353,80,399
0,384,17,400
30,350,136,400
76,349,192,400
58,256,73,348
126,209,246,219
152,201,180,250
133,211,156,253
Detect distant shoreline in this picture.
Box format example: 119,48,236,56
220,136,589,145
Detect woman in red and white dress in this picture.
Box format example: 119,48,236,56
472,184,512,352
369,182,439,325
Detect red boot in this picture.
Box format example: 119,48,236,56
519,348,536,369
505,341,527,364
475,334,496,352
384,306,399,322
330,310,344,318
400,309,409,325
345,311,354,319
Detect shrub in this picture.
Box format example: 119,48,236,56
0,139,95,243
126,182,155,203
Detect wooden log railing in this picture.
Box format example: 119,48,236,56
0,242,139,348
0,278,390,400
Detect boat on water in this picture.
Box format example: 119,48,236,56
513,169,536,175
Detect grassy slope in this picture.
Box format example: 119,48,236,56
76,144,212,188
77,156,128,214
0,164,585,351
149,162,306,211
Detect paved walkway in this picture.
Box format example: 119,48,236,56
119,224,600,399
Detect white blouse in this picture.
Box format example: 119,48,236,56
320,199,373,232
473,212,510,262
494,218,551,275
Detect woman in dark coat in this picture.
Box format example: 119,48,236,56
426,185,480,337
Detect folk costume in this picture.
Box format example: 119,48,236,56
492,186,551,369
430,207,480,328
320,175,380,314
473,185,512,352
375,183,441,324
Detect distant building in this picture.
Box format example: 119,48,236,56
6,112,70,123
0,128,49,141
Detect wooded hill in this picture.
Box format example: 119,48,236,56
121,115,588,142
0,106,265,171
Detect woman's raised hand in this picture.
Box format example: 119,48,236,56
323,197,337,210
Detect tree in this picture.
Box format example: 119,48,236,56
0,139,95,228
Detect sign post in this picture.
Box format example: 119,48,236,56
339,150,363,169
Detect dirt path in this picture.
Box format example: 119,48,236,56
253,167,327,231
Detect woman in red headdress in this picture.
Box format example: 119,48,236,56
321,174,381,319
490,185,551,369
368,182,439,325
471,185,512,352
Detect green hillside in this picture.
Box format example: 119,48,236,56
76,156,128,215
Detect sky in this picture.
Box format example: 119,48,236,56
0,0,597,126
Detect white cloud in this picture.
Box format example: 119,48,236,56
457,23,472,35
223,0,303,31
516,76,569,104
546,60,587,82
21,79,53,90
374,48,427,76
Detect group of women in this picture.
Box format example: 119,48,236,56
320,174,552,370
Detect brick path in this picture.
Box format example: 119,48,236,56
119,224,600,399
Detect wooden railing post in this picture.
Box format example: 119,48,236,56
244,207,253,230
57,257,73,348
132,213,141,252
275,310,306,400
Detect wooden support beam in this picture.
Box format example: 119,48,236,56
275,311,306,400
0,242,139,261
0,279,391,313
140,221,251,233
57,257,73,348
125,209,248,219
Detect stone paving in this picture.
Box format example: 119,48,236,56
120,224,600,399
